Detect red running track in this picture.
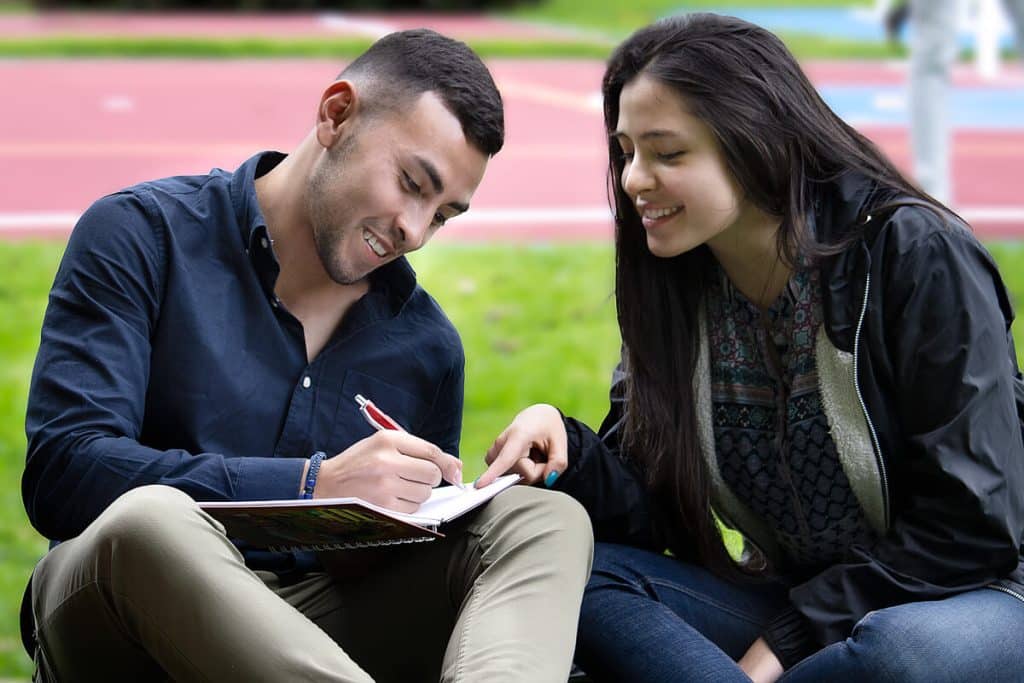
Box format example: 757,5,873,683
1,58,1022,241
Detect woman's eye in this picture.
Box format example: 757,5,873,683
432,212,447,228
657,151,684,161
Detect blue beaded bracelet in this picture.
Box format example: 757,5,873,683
302,451,326,499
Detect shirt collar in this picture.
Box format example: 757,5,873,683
230,150,283,252
369,257,418,311
230,150,418,312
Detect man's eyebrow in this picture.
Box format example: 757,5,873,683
413,154,468,215
414,155,444,195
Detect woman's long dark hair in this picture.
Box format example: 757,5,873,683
605,13,946,577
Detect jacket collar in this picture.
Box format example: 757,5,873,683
813,171,882,353
812,170,879,245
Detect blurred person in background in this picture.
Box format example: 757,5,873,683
883,0,910,44
20,28,592,683
1009,0,1024,55
908,0,958,204
478,12,1024,683
909,0,1024,203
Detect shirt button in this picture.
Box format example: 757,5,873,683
260,237,270,249
271,298,279,308
302,376,312,389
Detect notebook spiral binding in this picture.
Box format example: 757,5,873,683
268,535,438,553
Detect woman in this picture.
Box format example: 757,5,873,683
475,13,1024,683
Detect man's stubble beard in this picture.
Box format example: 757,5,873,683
306,135,364,285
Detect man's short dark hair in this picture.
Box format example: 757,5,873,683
340,29,504,156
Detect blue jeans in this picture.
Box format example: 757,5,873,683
576,542,1024,682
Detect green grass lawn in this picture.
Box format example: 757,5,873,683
1,238,1023,677
0,244,65,678
0,31,904,61
0,0,905,60
410,243,621,462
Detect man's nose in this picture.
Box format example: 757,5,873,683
395,210,430,252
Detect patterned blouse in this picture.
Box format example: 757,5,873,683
705,263,877,572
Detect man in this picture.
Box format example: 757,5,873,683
21,29,592,682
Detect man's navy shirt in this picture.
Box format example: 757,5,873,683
23,152,465,572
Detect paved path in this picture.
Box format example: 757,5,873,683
1,57,1021,241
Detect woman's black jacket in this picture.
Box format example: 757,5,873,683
553,173,1024,666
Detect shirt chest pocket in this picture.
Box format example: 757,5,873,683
327,370,431,455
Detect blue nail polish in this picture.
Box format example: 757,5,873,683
544,471,560,488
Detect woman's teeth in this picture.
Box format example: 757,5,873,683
643,206,682,220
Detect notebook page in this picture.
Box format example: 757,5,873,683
393,474,521,525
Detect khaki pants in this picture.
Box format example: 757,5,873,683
29,484,593,682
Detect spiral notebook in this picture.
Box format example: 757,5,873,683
200,474,520,552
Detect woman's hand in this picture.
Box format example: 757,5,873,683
474,404,567,488
738,637,783,683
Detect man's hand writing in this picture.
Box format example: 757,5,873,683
309,431,463,513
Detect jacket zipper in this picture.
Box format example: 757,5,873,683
852,270,891,528
987,584,1024,605
852,230,1022,603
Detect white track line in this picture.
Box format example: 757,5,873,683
0,213,80,230
316,14,394,39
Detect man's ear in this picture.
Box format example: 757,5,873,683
315,80,359,150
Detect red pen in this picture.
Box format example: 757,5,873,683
355,393,404,431
355,394,465,489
